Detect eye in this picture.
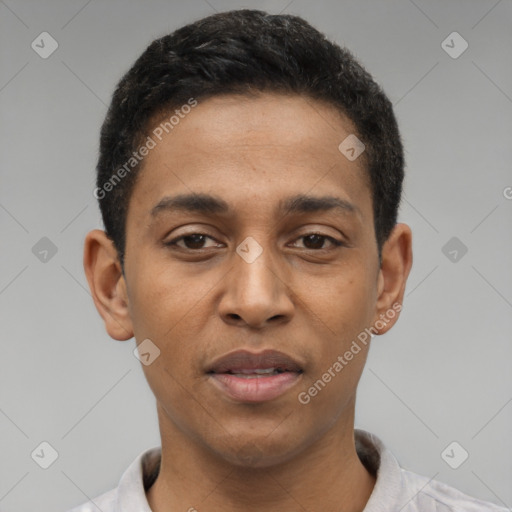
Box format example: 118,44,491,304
165,233,223,250
165,232,343,252
290,233,343,250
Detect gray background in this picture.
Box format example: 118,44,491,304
1,0,511,510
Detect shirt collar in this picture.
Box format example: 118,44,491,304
113,428,402,511
355,429,403,511
115,445,160,512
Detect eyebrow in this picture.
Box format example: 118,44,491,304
150,193,360,220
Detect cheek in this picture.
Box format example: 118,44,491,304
128,265,208,421
304,264,376,343
297,302,371,422
126,261,217,389
296,261,375,401
127,261,205,340
300,347,370,431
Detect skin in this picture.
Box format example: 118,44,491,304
84,92,412,512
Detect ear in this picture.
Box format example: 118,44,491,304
83,229,134,341
372,223,413,335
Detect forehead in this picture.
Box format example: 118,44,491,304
129,92,372,222
147,92,362,163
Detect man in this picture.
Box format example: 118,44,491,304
70,9,506,512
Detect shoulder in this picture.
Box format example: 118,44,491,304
66,487,117,512
64,446,161,512
399,468,508,512
354,429,507,512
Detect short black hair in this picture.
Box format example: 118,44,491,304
95,9,404,268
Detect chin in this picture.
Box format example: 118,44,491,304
217,445,296,469
206,428,308,469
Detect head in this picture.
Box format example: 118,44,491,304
94,9,404,268
85,9,412,467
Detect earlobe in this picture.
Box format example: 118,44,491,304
372,223,413,335
83,229,134,341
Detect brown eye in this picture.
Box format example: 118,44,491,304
292,233,342,250
181,234,208,249
166,233,221,250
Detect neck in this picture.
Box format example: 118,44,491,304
147,404,376,512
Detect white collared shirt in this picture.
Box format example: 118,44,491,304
67,429,508,511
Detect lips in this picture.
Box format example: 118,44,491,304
207,350,303,374
206,349,304,403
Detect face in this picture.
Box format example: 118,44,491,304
88,92,411,468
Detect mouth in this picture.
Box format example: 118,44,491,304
206,349,304,403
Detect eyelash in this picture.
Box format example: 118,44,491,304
165,232,343,252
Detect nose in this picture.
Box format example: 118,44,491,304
218,241,295,330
